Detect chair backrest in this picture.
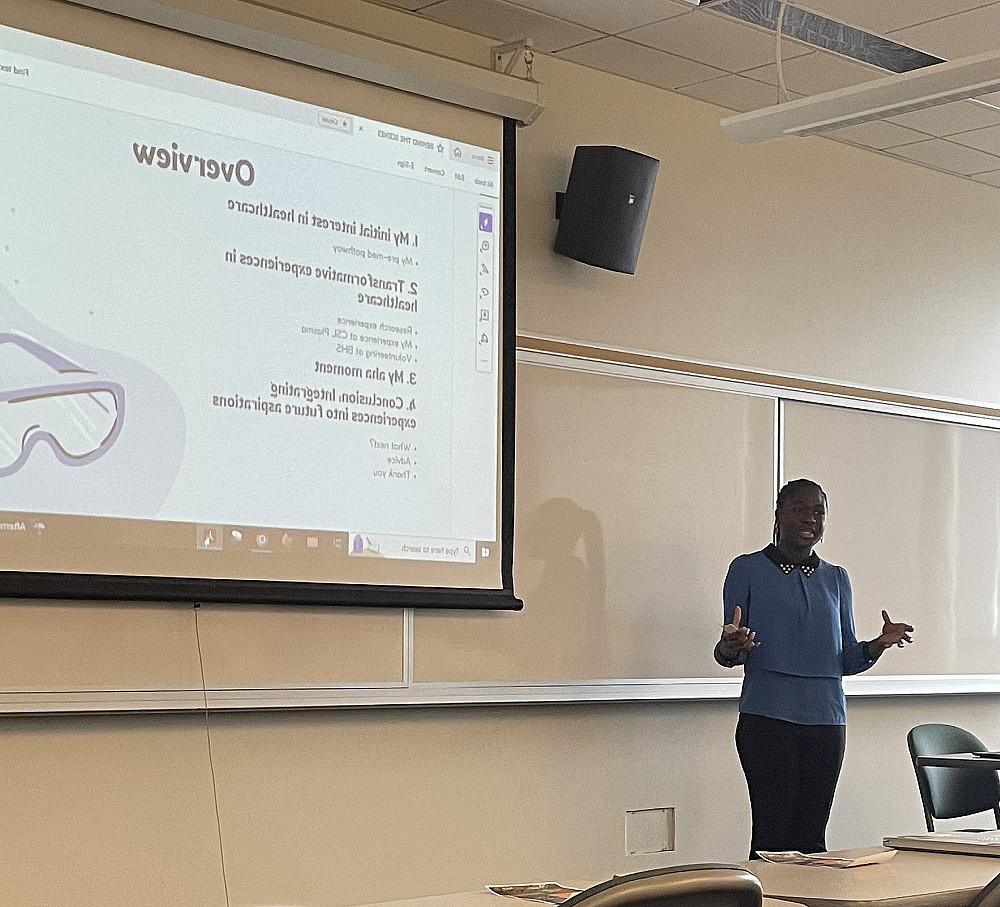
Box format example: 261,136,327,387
562,864,763,907
907,723,1000,831
970,871,1000,907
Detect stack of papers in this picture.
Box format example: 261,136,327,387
487,883,582,904
884,831,1000,857
758,849,896,868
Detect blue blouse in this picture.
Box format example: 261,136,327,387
720,547,878,726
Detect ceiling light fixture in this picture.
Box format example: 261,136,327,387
721,47,1000,142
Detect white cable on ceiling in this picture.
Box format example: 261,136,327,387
776,0,792,103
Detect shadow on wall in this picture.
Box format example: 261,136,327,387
519,496,608,676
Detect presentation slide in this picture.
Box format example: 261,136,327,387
0,24,508,597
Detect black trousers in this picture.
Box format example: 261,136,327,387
735,712,846,859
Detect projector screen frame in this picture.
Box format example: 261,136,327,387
0,49,522,613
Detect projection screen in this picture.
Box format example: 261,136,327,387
0,6,520,609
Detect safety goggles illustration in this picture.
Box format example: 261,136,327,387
1,331,125,478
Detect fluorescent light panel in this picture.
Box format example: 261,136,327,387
722,46,1000,142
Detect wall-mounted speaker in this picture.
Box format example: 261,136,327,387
554,145,659,275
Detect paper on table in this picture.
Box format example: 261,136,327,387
487,883,583,904
757,849,896,868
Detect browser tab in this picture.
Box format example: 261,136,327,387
318,110,353,133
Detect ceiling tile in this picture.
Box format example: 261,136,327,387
420,0,601,52
742,49,884,96
970,169,1000,188
793,1,990,37
886,137,1000,174
556,36,726,90
506,0,689,34
889,99,1000,136
825,119,929,149
623,9,810,73
676,73,799,111
889,5,1000,59
948,123,1000,155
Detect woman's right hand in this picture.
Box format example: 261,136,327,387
719,605,757,658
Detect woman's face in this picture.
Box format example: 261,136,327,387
776,486,827,549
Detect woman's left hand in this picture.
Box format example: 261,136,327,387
875,610,914,649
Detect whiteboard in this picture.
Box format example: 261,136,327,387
783,400,1000,677
8,359,1000,713
413,362,776,681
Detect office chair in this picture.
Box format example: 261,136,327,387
562,864,763,907
907,723,1000,832
970,871,1000,907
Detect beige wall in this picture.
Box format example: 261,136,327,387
3,2,1000,905
519,54,1000,406
4,698,1000,906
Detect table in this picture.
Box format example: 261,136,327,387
917,753,1000,771
347,886,801,906
347,847,1000,907
744,847,1000,906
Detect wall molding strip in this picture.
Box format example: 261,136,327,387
2,675,999,715
517,334,1000,426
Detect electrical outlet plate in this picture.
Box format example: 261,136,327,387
625,807,675,855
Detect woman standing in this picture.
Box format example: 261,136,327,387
714,478,913,858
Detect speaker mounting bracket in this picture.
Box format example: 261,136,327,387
492,39,536,81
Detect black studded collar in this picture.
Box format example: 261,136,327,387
763,544,820,576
